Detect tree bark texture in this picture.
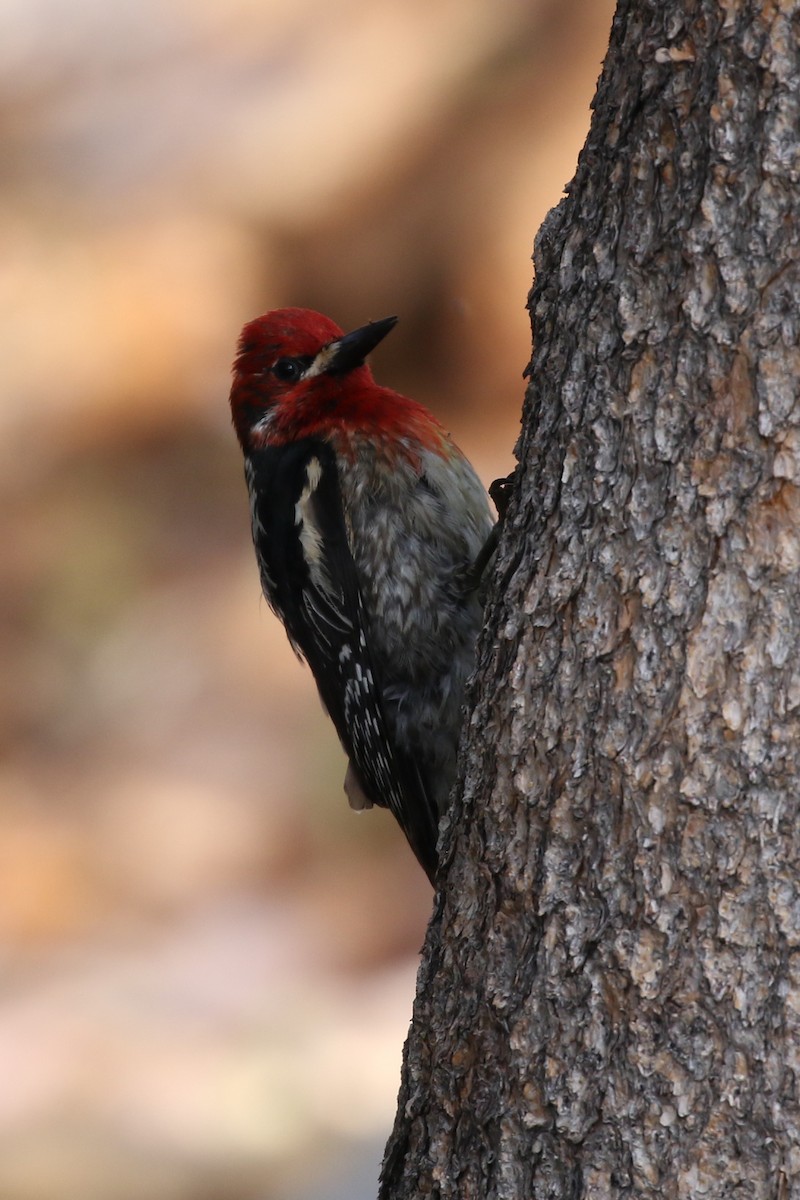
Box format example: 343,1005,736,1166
381,1,800,1197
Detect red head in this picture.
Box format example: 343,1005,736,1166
230,307,407,452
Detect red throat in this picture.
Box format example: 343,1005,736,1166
230,308,347,448
229,308,447,460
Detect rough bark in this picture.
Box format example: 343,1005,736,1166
380,1,800,1197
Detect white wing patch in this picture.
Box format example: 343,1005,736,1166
295,455,354,648
295,457,327,577
296,453,323,566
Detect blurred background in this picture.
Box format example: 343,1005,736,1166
0,1,614,1196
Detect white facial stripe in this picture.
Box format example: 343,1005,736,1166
303,342,339,379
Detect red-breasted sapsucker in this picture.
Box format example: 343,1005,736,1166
229,308,493,883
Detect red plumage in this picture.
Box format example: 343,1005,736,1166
230,307,493,882
231,308,447,460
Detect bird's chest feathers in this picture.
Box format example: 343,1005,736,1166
339,455,462,655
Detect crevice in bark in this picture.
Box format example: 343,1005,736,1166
381,1,800,1195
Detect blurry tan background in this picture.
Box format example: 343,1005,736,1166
0,1,615,1197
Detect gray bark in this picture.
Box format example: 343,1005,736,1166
380,1,800,1196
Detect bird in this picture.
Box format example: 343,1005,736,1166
229,307,494,883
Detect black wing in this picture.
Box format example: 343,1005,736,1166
245,441,440,881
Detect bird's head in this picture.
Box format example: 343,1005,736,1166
230,307,398,451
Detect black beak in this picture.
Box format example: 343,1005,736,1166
325,316,398,375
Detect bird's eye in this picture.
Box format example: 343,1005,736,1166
272,357,304,382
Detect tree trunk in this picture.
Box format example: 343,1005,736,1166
380,1,800,1196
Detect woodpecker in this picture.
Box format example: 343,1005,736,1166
229,308,493,883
